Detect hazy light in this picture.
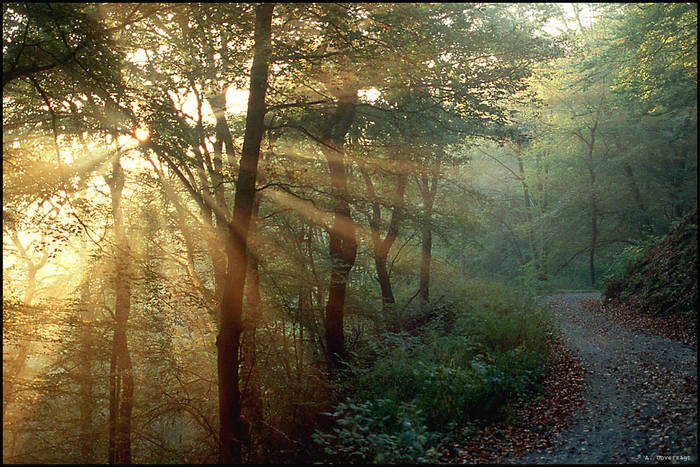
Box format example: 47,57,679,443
135,123,150,143
226,87,249,115
174,87,248,123
127,48,149,66
359,88,381,103
542,4,598,36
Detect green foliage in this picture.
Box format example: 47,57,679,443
312,399,442,464
608,3,697,113
604,205,698,319
601,232,660,290
314,281,551,463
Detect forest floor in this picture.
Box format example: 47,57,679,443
451,292,697,464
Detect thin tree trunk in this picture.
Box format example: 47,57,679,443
515,142,537,263
622,162,644,212
79,274,96,461
670,147,688,219
574,113,599,287
359,165,407,311
590,198,598,286
418,170,438,312
585,117,599,287
419,204,433,307
614,140,648,225
151,162,218,312
4,232,47,460
669,115,692,219
540,156,550,272
217,5,273,464
3,233,45,420
106,154,133,465
374,175,406,309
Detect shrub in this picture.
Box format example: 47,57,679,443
314,279,553,463
602,233,659,294
312,399,442,464
603,206,697,319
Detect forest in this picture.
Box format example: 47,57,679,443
2,3,697,464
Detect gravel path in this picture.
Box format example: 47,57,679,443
512,292,697,464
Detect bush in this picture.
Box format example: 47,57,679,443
313,279,552,463
603,206,697,319
312,399,442,464
602,233,659,294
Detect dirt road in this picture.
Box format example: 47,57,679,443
513,292,697,464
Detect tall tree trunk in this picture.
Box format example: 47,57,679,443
217,5,273,464
320,87,358,368
584,119,599,287
614,141,648,226
4,232,47,460
575,114,599,287
540,156,550,271
3,233,45,420
418,170,438,312
241,194,263,463
314,77,358,369
106,154,133,464
419,204,433,308
79,273,96,461
622,161,645,212
515,142,538,266
669,116,692,219
209,93,238,303
590,199,598,286
670,147,688,219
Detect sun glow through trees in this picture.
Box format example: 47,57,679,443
134,123,150,143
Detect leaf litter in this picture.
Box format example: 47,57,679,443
445,293,697,464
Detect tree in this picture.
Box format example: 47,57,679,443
216,4,274,463
104,148,134,464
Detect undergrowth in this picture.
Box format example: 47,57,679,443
604,205,697,320
313,279,553,463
